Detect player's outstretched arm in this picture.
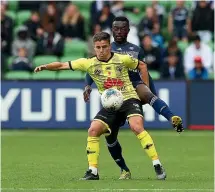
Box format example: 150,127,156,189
138,61,149,87
34,62,70,73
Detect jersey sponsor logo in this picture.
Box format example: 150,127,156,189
94,69,102,75
133,103,141,111
129,47,134,50
103,77,124,89
144,143,153,150
116,66,123,73
129,68,139,73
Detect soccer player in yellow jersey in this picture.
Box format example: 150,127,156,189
34,32,165,180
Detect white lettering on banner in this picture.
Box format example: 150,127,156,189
143,89,169,122
21,89,52,121
142,104,155,121
90,90,101,120
56,89,86,121
158,89,169,122
1,89,20,121
1,87,170,123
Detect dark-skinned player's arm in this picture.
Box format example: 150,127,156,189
137,61,149,87
83,73,94,102
34,61,71,72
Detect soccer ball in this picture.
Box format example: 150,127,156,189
101,88,124,111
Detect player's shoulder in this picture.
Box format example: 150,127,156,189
114,52,128,58
114,53,135,62
87,55,96,60
126,42,141,51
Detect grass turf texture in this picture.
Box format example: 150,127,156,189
1,130,214,192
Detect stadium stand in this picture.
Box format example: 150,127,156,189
4,71,31,80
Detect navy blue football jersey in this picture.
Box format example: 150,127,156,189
111,42,157,95
111,42,145,85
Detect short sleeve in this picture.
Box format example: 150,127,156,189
121,54,139,69
69,58,90,72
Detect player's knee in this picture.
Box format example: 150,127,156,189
88,121,104,136
88,127,100,137
142,91,154,104
136,84,154,104
129,117,144,135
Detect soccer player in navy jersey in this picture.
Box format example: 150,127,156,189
83,16,183,180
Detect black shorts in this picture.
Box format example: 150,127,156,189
94,98,143,135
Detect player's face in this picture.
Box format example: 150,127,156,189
94,40,111,60
112,21,129,44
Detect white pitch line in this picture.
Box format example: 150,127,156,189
1,132,213,137
1,188,214,192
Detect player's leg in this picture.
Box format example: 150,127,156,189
136,83,183,132
81,108,116,180
105,126,131,179
125,99,166,180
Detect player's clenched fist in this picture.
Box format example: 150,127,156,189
34,65,47,73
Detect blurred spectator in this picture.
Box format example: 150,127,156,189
152,0,165,26
163,39,183,65
151,23,164,48
138,6,163,47
111,1,139,17
168,0,191,42
141,34,161,71
24,12,42,41
40,1,70,17
161,53,185,79
94,3,115,33
36,22,64,56
58,4,85,41
138,6,159,38
12,26,35,60
188,56,209,79
184,35,213,73
11,47,33,72
1,3,13,55
1,1,8,7
40,2,59,32
90,1,110,24
191,0,214,43
87,24,102,57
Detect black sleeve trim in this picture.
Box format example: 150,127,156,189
68,61,74,71
136,61,140,69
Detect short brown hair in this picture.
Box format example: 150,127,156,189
93,32,110,43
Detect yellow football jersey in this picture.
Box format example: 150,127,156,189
70,53,140,101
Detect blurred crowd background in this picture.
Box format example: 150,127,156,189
1,0,214,80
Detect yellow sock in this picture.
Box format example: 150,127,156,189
137,130,159,160
86,137,100,168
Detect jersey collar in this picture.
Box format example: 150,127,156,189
96,52,114,63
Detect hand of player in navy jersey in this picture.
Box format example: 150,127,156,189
83,85,92,102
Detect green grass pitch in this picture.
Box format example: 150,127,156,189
1,130,214,192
